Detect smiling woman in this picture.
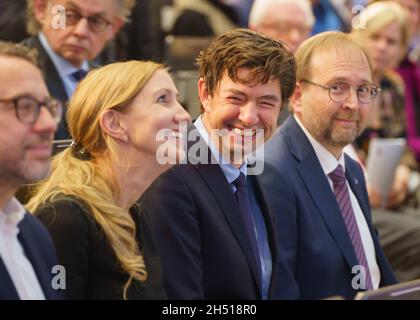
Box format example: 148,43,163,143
26,60,191,299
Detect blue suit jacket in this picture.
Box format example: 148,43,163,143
0,212,62,300
140,125,298,299
259,116,397,299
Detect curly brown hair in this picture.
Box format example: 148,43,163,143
0,41,39,67
196,28,296,103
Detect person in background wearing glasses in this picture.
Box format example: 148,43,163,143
351,1,420,284
249,0,314,54
23,0,135,139
258,32,397,300
0,41,62,300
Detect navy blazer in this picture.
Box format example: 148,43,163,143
0,212,62,300
259,116,397,300
140,126,298,299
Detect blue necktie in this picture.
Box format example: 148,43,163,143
71,69,88,82
233,173,261,274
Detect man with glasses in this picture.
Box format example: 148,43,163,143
0,41,62,299
259,31,397,300
24,0,134,139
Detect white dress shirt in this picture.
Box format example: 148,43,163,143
295,115,381,289
0,197,46,300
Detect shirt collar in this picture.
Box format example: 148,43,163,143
0,197,26,228
294,114,346,175
38,32,89,78
194,116,247,184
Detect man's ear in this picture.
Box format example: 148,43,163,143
198,78,211,113
99,110,128,143
290,82,303,115
33,0,49,24
107,17,124,41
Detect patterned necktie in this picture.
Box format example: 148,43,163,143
71,69,88,82
328,164,373,290
233,173,261,273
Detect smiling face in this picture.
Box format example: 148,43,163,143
199,67,282,166
35,0,121,67
119,69,191,165
292,47,372,157
0,56,57,186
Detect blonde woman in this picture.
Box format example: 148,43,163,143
352,2,420,283
27,60,191,299
352,1,415,209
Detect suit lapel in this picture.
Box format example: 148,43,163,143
345,159,390,281
31,36,68,103
195,163,262,295
284,117,359,270
345,159,372,226
18,216,52,299
187,125,262,295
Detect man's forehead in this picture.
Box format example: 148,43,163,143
263,2,308,23
51,0,115,14
0,57,46,97
309,46,371,79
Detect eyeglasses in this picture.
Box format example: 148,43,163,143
260,22,311,37
65,8,112,33
301,80,381,104
0,95,63,125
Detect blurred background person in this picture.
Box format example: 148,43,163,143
249,0,315,53
387,0,420,163
352,1,415,209
24,0,135,139
27,60,191,299
351,1,420,282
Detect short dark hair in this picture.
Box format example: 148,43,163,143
0,41,39,67
196,28,296,102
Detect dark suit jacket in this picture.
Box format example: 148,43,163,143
23,35,90,140
0,212,62,300
35,195,166,300
259,116,398,300
140,126,298,299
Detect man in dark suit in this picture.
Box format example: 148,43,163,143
141,29,298,299
23,0,133,139
0,42,62,299
259,31,398,300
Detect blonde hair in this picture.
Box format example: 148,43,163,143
27,60,165,299
295,31,373,82
352,1,410,56
27,0,135,35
